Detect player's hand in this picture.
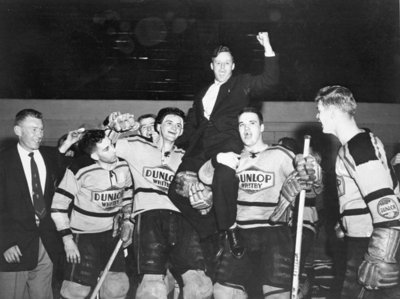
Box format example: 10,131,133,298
108,112,140,132
390,153,400,166
295,154,322,186
120,220,134,248
64,238,80,264
216,152,240,170
189,182,213,214
3,245,22,263
174,171,199,198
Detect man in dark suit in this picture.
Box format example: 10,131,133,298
169,32,279,257
0,109,82,299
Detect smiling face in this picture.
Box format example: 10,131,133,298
157,114,184,143
211,51,235,83
14,116,44,151
238,112,264,149
316,101,336,134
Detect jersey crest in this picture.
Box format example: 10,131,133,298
91,188,125,210
237,166,275,194
143,165,175,193
377,197,400,220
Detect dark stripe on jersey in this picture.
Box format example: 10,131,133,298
58,229,72,237
73,206,119,217
55,187,74,201
347,132,377,166
374,219,400,228
134,187,168,197
237,200,277,207
303,220,316,227
237,219,286,226
340,208,369,217
364,188,395,204
76,166,106,181
51,208,69,213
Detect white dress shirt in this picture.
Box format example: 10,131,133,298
17,143,47,203
202,80,222,119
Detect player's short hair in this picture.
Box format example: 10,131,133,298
238,107,264,123
211,45,234,62
315,85,357,116
15,109,43,126
79,129,106,155
138,113,156,123
154,107,185,133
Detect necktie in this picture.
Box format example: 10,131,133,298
29,152,47,219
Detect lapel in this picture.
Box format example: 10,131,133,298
39,148,54,198
12,146,36,213
211,78,234,117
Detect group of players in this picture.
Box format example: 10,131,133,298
1,31,400,299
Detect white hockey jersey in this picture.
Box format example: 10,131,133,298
115,136,184,216
51,157,133,235
336,130,400,237
236,145,295,229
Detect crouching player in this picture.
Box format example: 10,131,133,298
51,130,134,299
106,107,212,299
190,107,321,299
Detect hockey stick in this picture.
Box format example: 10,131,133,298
89,238,123,299
291,135,311,299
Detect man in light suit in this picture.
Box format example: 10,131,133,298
0,109,82,299
169,32,279,259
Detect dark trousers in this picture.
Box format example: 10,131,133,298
169,129,242,239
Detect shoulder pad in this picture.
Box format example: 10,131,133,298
347,131,377,166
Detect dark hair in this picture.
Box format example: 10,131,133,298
138,113,156,123
238,107,264,123
154,107,185,133
211,45,234,62
278,137,299,154
15,109,42,126
78,130,106,155
315,85,357,116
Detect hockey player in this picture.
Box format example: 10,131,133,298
51,129,134,299
106,107,213,299
191,107,321,299
315,85,400,298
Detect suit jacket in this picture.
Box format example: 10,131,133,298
177,56,279,157
0,145,65,271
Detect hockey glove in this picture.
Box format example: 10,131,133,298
270,171,305,223
358,228,400,289
120,219,134,248
189,182,213,215
174,171,199,198
295,154,322,186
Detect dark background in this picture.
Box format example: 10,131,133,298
0,0,399,102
